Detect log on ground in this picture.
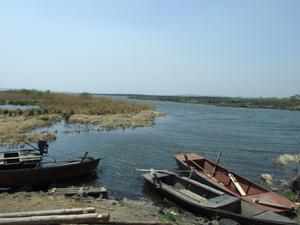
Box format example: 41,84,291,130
0,207,96,218
0,213,109,225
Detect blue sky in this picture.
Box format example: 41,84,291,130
0,0,299,97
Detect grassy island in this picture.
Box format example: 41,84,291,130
127,94,300,111
0,89,165,147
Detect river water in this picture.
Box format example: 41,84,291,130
3,99,300,198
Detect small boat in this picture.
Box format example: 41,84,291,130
175,153,296,214
0,141,49,170
0,153,101,187
143,171,297,225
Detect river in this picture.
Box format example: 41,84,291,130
3,99,300,198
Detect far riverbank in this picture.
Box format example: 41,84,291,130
121,94,300,111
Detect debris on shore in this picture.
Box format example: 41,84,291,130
275,154,300,166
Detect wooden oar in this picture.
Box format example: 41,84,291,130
218,157,247,196
228,173,246,196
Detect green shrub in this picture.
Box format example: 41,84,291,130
62,112,71,122
79,92,92,98
163,209,177,222
282,189,298,202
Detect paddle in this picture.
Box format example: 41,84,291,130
217,154,247,196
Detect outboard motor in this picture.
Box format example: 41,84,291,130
38,140,49,155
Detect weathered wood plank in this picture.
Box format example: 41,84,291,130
48,186,108,197
100,222,172,225
0,213,109,225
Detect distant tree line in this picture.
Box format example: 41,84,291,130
127,94,300,111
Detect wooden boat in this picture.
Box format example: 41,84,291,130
0,155,101,188
175,153,296,214
143,171,297,225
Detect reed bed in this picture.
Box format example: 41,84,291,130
0,90,164,147
69,110,166,129
0,90,151,116
0,115,59,147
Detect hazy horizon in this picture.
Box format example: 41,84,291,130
1,0,300,97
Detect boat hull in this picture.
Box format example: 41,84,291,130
0,158,101,187
175,153,295,214
144,173,296,225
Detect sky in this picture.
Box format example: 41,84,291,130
0,0,299,97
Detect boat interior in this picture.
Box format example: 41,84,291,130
185,157,268,197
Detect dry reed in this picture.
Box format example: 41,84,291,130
0,115,59,147
69,110,166,129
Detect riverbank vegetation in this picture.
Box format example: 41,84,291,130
0,89,165,147
0,114,58,147
127,94,300,111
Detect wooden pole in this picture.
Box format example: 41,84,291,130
212,151,222,176
0,207,96,218
184,154,190,169
0,213,109,225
